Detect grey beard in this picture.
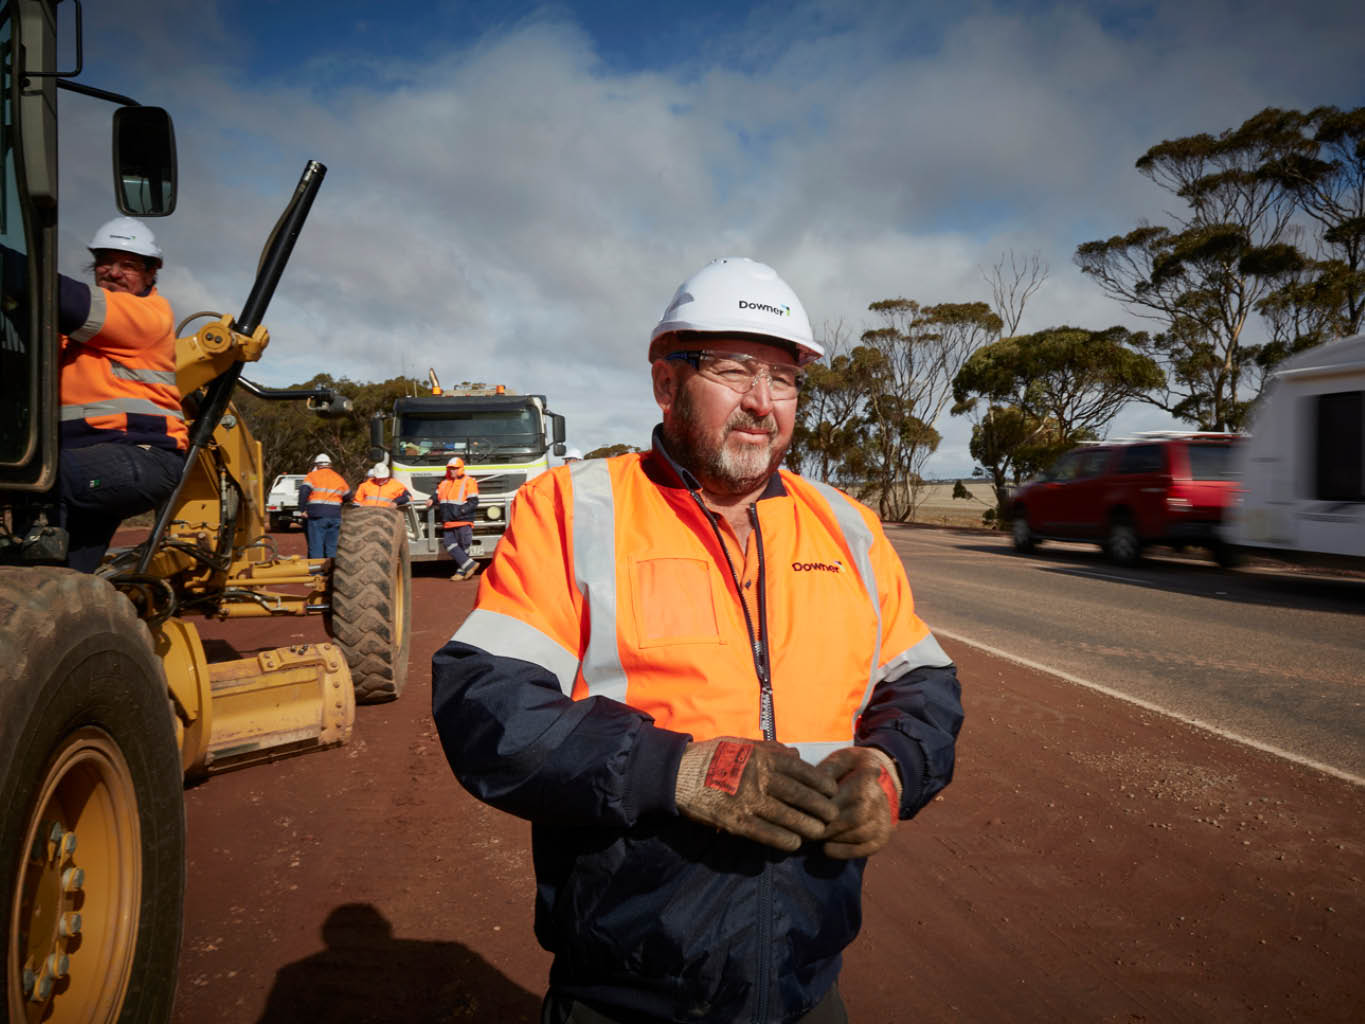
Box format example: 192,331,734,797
665,394,785,497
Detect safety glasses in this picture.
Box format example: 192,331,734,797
664,350,804,399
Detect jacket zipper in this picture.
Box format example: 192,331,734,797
687,491,777,1023
687,492,775,741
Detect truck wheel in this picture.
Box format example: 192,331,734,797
1011,510,1035,553
1,568,185,1024
329,506,412,703
1106,515,1142,566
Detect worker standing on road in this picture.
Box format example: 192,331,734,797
432,257,964,1023
298,453,351,559
4,217,187,572
431,456,479,581
354,462,411,509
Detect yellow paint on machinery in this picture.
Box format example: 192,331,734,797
117,313,361,773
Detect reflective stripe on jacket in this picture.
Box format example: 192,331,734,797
436,474,479,527
355,478,410,508
299,468,352,519
431,432,964,1022
59,286,186,451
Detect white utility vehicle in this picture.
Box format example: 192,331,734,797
1222,333,1365,569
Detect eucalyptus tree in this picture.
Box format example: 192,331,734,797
1076,108,1314,429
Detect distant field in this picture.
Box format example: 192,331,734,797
908,480,998,528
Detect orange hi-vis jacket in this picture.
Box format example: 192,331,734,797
354,478,411,508
59,286,186,451
450,446,954,760
431,432,964,1021
435,473,479,528
299,467,352,519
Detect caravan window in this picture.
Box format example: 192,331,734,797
1315,390,1363,502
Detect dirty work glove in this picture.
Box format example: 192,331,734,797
817,746,903,860
675,738,840,852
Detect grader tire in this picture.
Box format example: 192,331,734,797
330,506,412,703
0,568,185,1024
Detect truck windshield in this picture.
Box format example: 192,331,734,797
397,409,545,465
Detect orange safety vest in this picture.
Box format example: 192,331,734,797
59,286,186,451
302,467,351,509
355,477,409,508
436,473,479,527
454,452,951,762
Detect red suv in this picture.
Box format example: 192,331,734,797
1009,433,1243,566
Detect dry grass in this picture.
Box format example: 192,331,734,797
905,480,999,529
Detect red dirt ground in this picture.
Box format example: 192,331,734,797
168,530,1364,1023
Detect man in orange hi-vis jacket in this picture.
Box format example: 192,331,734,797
298,452,353,559
432,258,964,1024
354,462,411,509
430,456,480,580
2,217,187,572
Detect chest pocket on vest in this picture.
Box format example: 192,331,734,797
629,556,723,648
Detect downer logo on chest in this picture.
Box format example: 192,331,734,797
791,560,842,573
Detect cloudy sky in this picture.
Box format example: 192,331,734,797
57,0,1365,475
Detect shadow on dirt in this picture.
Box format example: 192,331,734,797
256,903,540,1023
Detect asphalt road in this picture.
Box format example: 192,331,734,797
886,525,1365,782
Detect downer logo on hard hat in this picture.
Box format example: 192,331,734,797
739,300,790,317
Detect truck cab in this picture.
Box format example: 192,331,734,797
374,379,566,562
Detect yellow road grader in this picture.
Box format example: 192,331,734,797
0,2,409,1019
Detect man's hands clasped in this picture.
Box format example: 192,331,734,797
675,739,903,859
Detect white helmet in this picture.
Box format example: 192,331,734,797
649,257,820,365
563,447,583,461
446,456,465,470
313,453,332,466
371,462,391,480
88,216,162,262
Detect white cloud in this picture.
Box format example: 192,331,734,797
53,0,1365,469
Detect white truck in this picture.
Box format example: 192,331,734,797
370,374,567,563
266,472,306,530
1221,332,1365,569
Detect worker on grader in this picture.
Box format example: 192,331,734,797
298,452,352,559
3,216,186,571
354,461,411,509
430,455,480,581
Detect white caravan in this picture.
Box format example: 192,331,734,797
1222,333,1365,568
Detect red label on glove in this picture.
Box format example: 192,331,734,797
704,741,752,796
877,765,898,820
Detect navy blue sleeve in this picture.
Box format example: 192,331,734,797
57,274,93,336
297,482,313,504
431,639,690,827
856,663,963,818
394,491,410,507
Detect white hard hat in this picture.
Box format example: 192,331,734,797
446,456,465,469
371,462,391,479
563,447,583,460
88,216,162,262
313,453,332,465
649,257,820,365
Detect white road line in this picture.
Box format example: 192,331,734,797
934,626,1365,789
